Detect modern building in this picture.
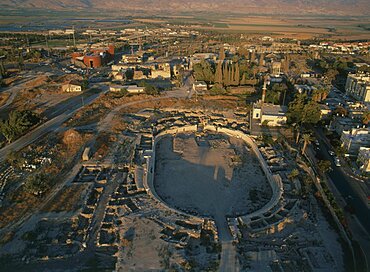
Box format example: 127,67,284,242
329,117,363,135
357,147,370,173
341,127,370,155
347,102,369,119
71,44,115,68
345,73,370,102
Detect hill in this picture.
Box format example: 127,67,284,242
2,0,370,16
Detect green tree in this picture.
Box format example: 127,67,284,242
302,101,321,125
210,83,227,95
333,106,347,117
6,150,25,169
287,93,307,124
0,110,40,143
193,60,214,82
219,46,225,61
234,63,240,85
324,69,339,85
125,69,134,80
81,79,89,90
259,53,264,66
24,173,49,196
119,88,128,96
18,53,24,71
215,61,223,84
222,62,230,86
288,169,299,180
318,160,332,174
144,84,159,95
265,90,281,104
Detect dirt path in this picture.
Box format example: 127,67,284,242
214,214,240,272
219,241,239,272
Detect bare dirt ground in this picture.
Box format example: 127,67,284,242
154,132,272,220
117,217,180,272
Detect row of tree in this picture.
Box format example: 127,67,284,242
215,61,240,86
193,59,259,87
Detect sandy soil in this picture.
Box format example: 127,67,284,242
154,132,272,220
117,217,179,272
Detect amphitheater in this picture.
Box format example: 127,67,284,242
139,115,304,240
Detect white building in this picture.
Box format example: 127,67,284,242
345,73,370,102
122,54,142,64
341,127,370,155
61,82,82,92
357,147,370,173
193,81,208,92
110,85,145,94
252,101,287,127
150,63,171,79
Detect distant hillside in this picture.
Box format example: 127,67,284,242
2,0,370,16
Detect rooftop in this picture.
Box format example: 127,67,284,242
254,101,287,116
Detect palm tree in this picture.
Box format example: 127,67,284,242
301,134,311,154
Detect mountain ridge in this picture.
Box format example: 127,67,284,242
2,0,370,16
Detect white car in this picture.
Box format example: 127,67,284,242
334,157,341,167
328,150,335,156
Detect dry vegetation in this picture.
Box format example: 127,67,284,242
0,92,11,107
68,89,250,129
92,132,117,160
0,188,44,228
11,74,83,114
2,76,20,86
42,184,89,213
0,129,92,229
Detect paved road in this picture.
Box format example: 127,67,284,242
0,84,108,162
314,129,370,230
313,129,370,270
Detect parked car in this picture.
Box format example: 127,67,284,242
328,150,335,156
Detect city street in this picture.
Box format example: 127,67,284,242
313,129,370,270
